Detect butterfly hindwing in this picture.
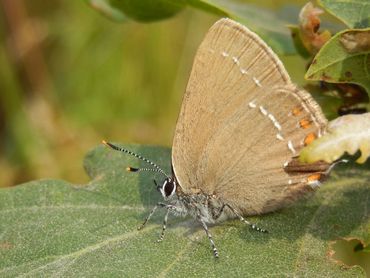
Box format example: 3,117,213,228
172,18,330,215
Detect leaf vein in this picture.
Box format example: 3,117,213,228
0,205,145,214
17,226,157,277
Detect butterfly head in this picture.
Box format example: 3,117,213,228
157,177,177,200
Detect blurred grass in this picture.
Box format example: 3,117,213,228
0,0,313,187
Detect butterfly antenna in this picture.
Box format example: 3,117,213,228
126,167,166,175
102,140,169,178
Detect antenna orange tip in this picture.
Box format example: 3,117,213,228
126,167,139,172
102,140,108,145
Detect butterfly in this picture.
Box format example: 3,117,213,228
103,18,332,258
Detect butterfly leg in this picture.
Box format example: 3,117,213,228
156,204,182,242
139,203,179,243
225,204,268,233
138,202,167,230
199,218,219,258
156,209,170,243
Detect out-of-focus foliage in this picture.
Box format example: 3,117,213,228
86,0,186,22
0,1,216,187
0,0,312,187
86,0,306,54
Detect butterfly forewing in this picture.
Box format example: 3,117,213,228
172,18,330,215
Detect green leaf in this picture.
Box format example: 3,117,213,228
0,144,369,276
288,25,311,58
85,0,185,22
192,0,295,55
329,238,370,277
300,113,370,164
185,0,227,16
85,0,295,55
318,0,370,28
85,0,128,22
305,28,370,94
303,84,344,121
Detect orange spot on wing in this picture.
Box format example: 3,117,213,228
299,119,312,129
308,173,322,182
304,133,316,145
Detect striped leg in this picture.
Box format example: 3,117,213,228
199,219,219,258
138,202,167,230
226,204,268,233
157,209,170,243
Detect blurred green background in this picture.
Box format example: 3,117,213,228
0,0,313,187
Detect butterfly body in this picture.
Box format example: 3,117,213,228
158,176,230,224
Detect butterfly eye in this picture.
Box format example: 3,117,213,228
162,179,176,197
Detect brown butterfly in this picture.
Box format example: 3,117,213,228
103,18,332,258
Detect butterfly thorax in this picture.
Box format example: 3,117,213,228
159,176,230,223
165,180,230,224
183,194,232,224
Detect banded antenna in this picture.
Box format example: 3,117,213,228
102,140,169,178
